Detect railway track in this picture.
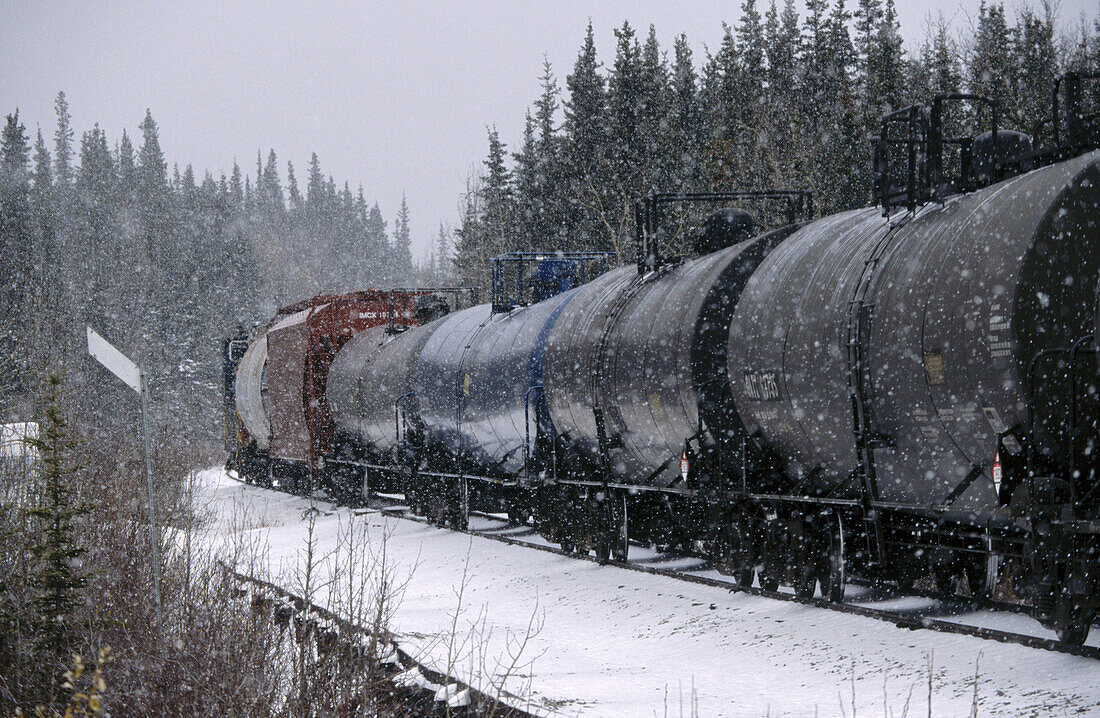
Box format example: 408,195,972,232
218,561,540,717
227,472,1100,661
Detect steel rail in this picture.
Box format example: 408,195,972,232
218,561,541,717
226,472,1100,661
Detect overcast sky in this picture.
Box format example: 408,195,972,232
2,1,1096,260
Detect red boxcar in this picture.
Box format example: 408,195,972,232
234,290,434,472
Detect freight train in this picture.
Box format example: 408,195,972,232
225,74,1100,643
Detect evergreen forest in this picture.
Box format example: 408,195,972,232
453,1,1100,287
1,0,1098,445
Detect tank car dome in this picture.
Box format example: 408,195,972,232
415,294,450,324
695,208,756,256
972,129,1032,185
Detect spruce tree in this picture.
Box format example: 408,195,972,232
1012,6,1057,136
607,21,649,254
873,0,905,111
392,192,413,280
261,149,283,215
926,18,962,97
480,127,514,261
705,24,741,185
765,0,800,108
854,0,882,62
30,129,57,367
736,0,767,132
1,111,32,414
763,0,803,185
364,202,389,280
670,33,701,181
254,149,264,205
638,26,673,193
137,111,169,211
801,0,832,135
824,0,866,210
229,161,243,207
513,113,540,249
136,109,173,385
453,174,487,290
48,98,74,355
565,22,608,168
735,1,770,189
75,124,117,326
286,161,302,210
115,129,136,204
52,93,73,189
563,21,610,251
31,129,52,210
306,152,325,209
854,0,883,106
517,59,567,250
608,21,644,177
25,374,89,705
434,222,451,282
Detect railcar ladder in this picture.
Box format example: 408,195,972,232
846,221,906,567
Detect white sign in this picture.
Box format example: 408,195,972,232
0,422,38,460
87,326,142,394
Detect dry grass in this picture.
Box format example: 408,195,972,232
1,395,542,717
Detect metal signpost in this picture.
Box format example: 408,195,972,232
86,327,162,626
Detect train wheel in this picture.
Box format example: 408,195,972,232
594,536,611,562
1051,593,1086,642
432,478,450,526
506,499,526,527
610,491,629,562
788,516,816,599
891,562,919,594
1053,587,1092,645
816,514,846,603
557,487,579,553
792,566,816,599
933,565,958,597
404,475,419,515
963,540,1001,599
448,478,469,531
715,519,755,589
593,492,612,562
760,521,784,592
534,486,556,542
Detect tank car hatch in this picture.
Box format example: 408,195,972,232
694,208,756,256
971,129,1032,186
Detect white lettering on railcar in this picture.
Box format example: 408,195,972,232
987,302,1011,357
743,370,782,401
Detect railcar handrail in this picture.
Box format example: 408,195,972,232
929,93,998,202
634,189,814,275
1054,72,1100,150
874,72,1100,214
490,251,613,313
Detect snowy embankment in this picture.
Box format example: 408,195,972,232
196,468,1098,717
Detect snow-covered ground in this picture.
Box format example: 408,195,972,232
197,468,1099,717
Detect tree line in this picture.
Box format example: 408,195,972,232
453,0,1100,290
0,93,418,438
2,1,1097,438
